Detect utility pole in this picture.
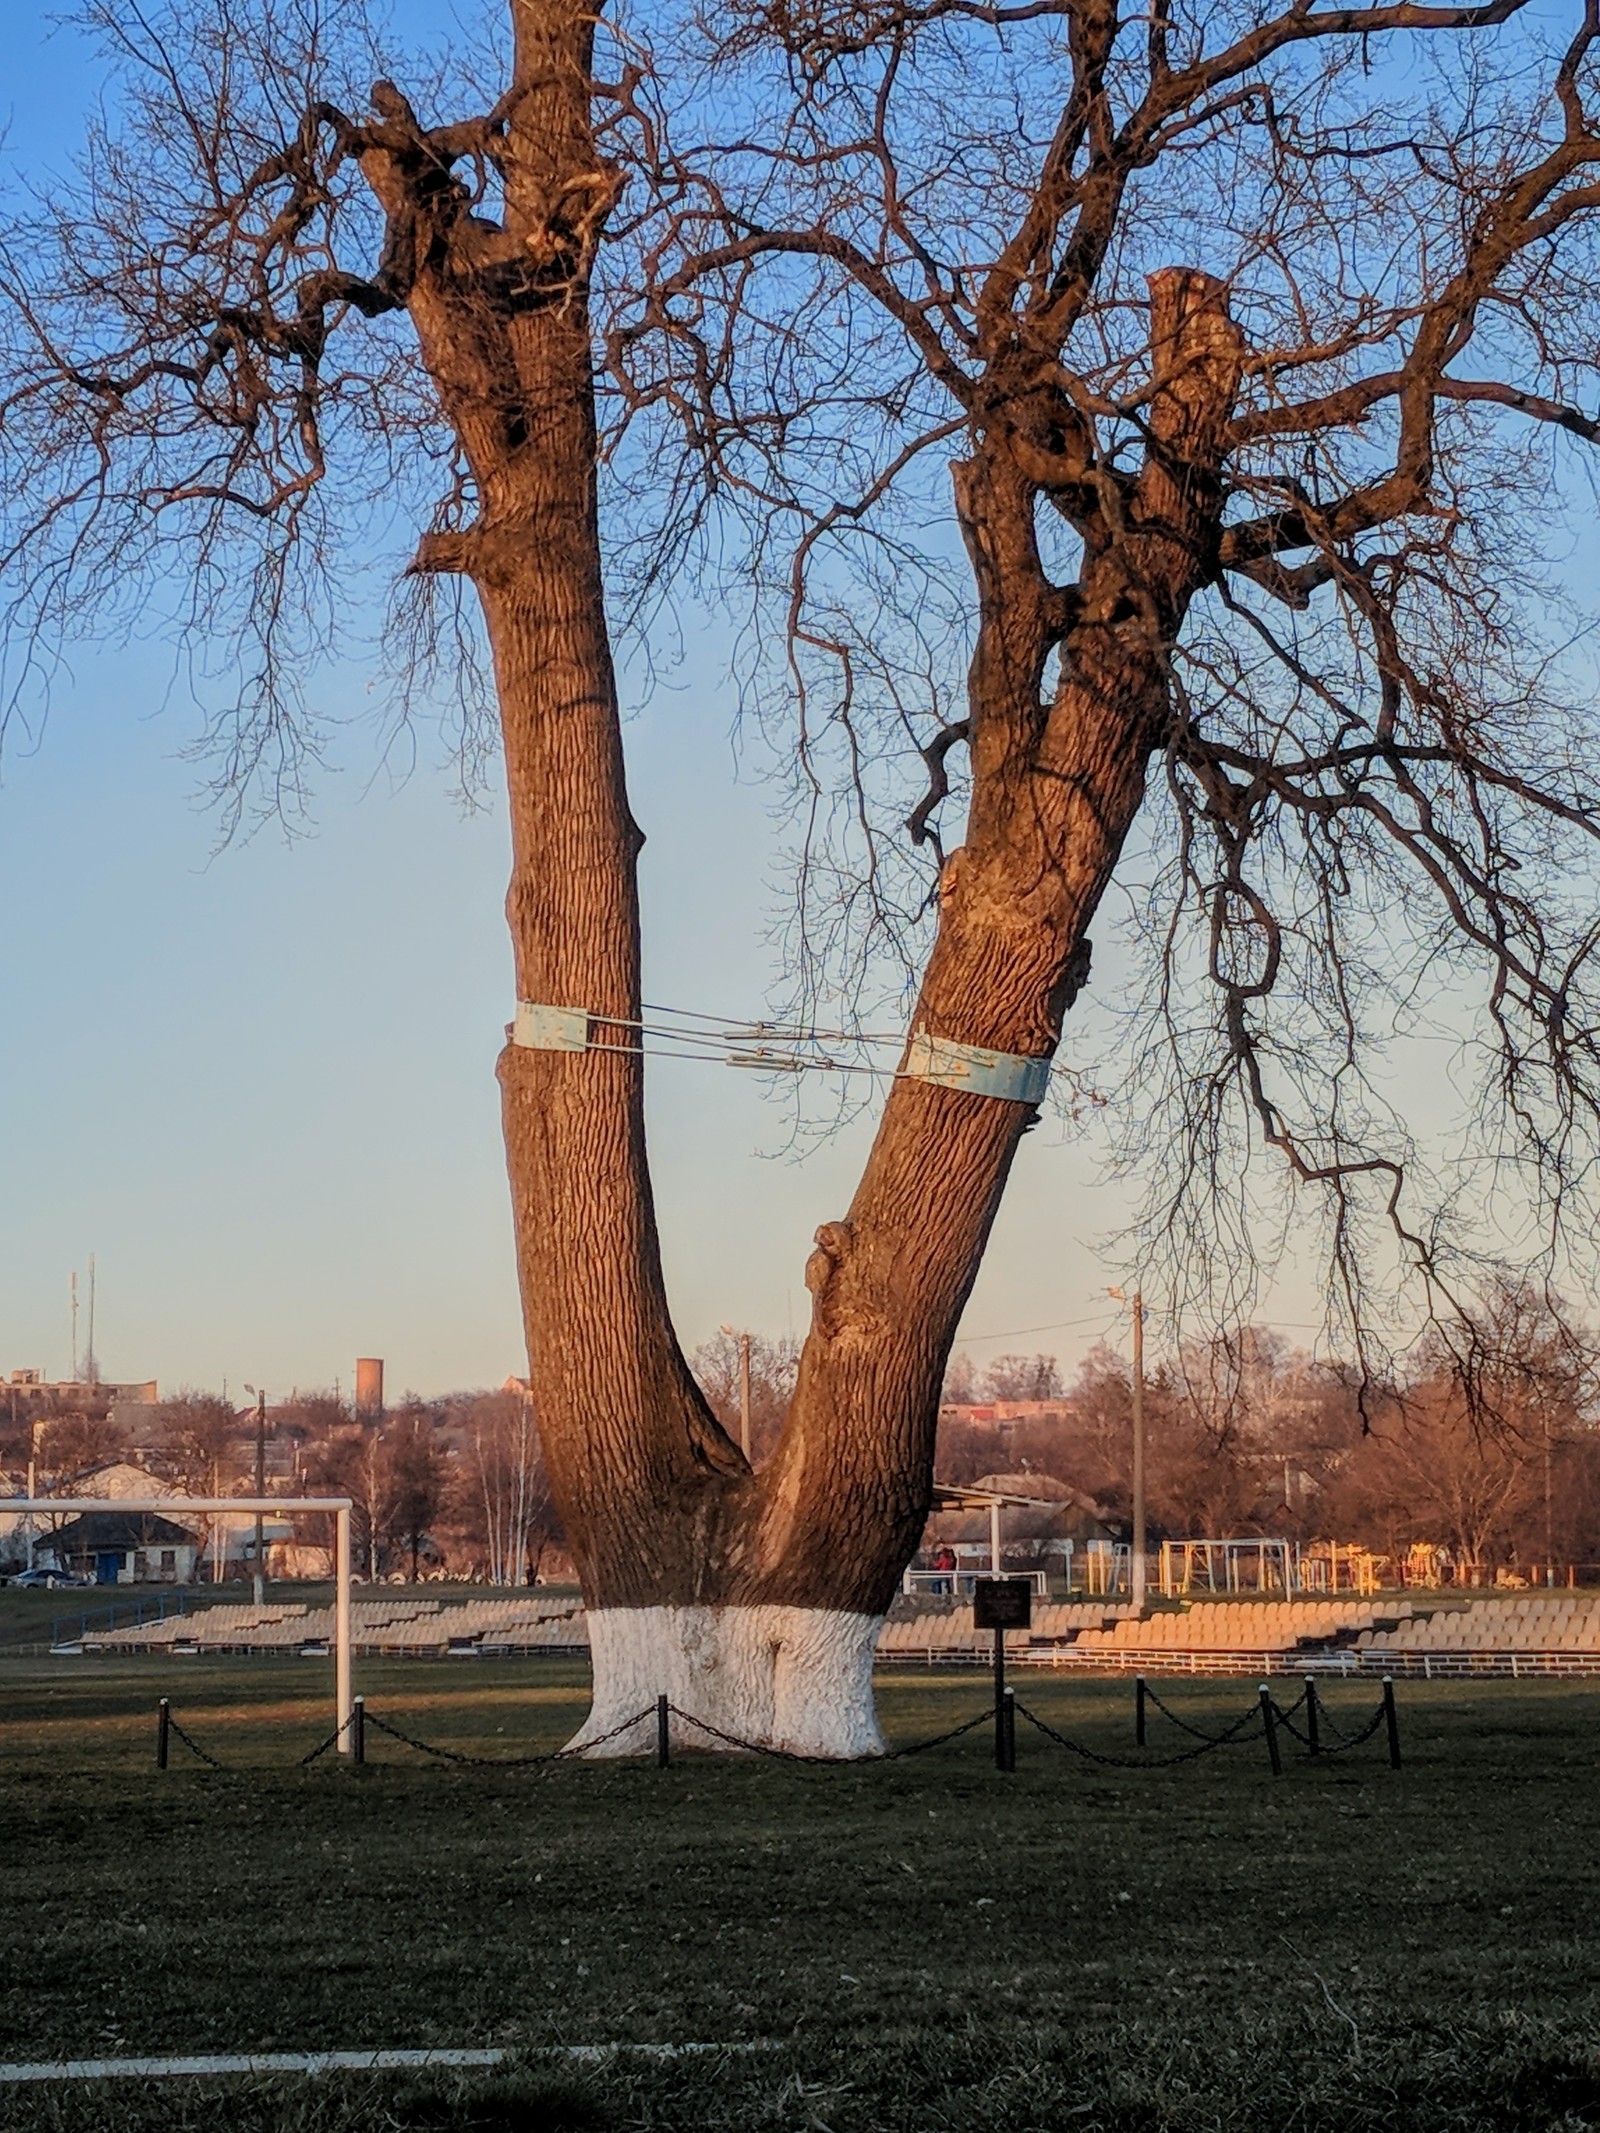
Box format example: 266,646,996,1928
26,1419,40,1571
719,1325,754,1460
1544,1408,1554,1587
738,1334,752,1461
249,1387,268,1605
1108,1288,1147,1613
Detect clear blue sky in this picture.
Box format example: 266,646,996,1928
0,4,1152,1397
3,2,1563,1402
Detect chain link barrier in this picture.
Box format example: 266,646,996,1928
299,1714,355,1766
1140,1679,1292,1747
1266,1688,1388,1756
1015,1694,1267,1767
157,1680,1398,1774
1276,1695,1389,1756
360,1705,656,1767
666,1704,862,1765
661,1699,1000,1763
166,1713,227,1769
884,1705,999,1758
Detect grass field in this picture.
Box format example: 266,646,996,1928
4,1639,1600,2131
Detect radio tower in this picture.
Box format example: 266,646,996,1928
84,1254,98,1385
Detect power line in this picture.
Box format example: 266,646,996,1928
951,1311,1119,1347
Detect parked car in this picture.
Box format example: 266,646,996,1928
5,1566,92,1588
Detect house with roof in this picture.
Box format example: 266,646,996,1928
38,1508,200,1585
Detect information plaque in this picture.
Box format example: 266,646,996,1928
972,1577,1033,1631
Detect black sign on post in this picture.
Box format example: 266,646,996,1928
973,1577,1034,1631
974,1579,1031,1771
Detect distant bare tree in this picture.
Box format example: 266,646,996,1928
940,1353,980,1406
300,1417,391,1580
33,1411,127,1487
454,1388,555,1585
690,1333,800,1465
981,1355,1064,1403
150,1391,242,1580
376,1400,448,1579
1323,1283,1596,1574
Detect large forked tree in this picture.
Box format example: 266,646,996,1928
7,0,1600,1751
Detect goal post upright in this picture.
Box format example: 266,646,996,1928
0,1494,356,1752
335,1503,353,1755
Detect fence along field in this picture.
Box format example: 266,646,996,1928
7,1611,1600,2133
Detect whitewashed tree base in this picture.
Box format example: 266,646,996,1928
569,1605,886,1759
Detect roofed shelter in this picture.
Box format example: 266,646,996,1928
41,1510,199,1586
919,1475,1118,1587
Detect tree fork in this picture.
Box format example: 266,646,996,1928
374,5,1248,1751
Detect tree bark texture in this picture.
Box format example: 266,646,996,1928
366,4,1244,1752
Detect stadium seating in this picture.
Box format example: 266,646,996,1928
873,1600,1123,1661
69,1588,1600,1674
1068,1598,1412,1654
1356,1593,1600,1656
79,1594,586,1655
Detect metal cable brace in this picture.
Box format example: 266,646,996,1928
902,1029,1051,1104
511,1003,592,1052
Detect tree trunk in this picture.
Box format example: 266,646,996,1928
366,0,1243,1752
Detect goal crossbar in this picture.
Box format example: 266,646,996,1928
0,1495,356,1754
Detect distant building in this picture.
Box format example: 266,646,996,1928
68,1460,182,1502
40,1510,200,1585
3,1371,158,1409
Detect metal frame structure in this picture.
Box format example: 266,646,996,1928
1,1495,356,1753
1159,1537,1296,1598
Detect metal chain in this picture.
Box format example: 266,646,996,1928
300,1714,354,1766
1271,1701,1315,1748
1014,1695,1265,1768
360,1705,654,1767
667,1700,1003,1763
176,1701,999,1772
1269,1691,1388,1755
665,1703,865,1765
168,1686,1380,1777
167,1714,227,1770
1143,1680,1279,1746
884,1706,998,1758
1312,1702,1389,1755
1313,1695,1380,1747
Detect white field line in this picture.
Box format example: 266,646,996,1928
0,2043,773,2085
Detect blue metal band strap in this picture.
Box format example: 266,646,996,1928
511,1003,592,1052
901,1029,1052,1105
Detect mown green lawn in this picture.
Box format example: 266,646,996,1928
3,1651,1600,2131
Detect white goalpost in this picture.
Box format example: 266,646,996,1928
0,1494,357,1753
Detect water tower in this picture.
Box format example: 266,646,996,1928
355,1358,385,1419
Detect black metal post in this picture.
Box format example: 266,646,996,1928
656,1693,670,1768
156,1697,170,1771
1259,1683,1282,1777
993,1626,1007,1769
1000,1688,1017,1773
1135,1674,1147,1747
1304,1677,1320,1757
1382,1676,1402,1769
352,1695,365,1765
